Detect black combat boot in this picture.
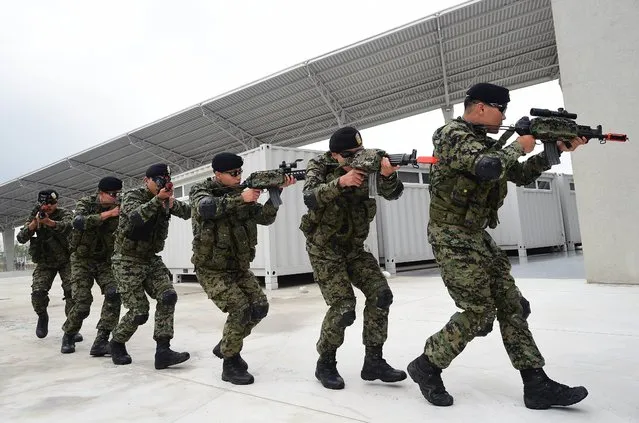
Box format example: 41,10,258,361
74,333,83,343
222,354,254,385
407,354,454,406
36,312,49,339
109,339,132,365
315,351,345,390
213,341,248,370
154,338,190,370
521,368,588,409
90,330,111,357
361,346,407,382
60,332,76,354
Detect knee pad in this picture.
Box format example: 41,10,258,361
375,288,393,309
451,309,496,338
104,287,121,303
251,303,269,320
337,310,356,327
520,296,531,320
160,290,178,306
476,310,496,336
78,308,91,319
133,313,149,325
237,306,252,326
476,320,494,337
31,290,48,299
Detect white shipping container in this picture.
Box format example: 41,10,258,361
555,173,581,249
160,144,379,289
487,173,566,255
376,170,435,274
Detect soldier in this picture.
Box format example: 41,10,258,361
189,152,295,385
16,189,82,342
108,163,191,369
60,176,123,355
406,82,588,409
300,126,407,390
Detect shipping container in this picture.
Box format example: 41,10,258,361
487,173,566,256
376,169,435,273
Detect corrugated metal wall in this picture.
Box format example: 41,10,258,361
516,173,565,249
377,184,434,272
487,182,523,249
556,173,581,248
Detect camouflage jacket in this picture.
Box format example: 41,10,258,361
113,187,191,260
69,194,119,261
300,152,403,247
16,206,73,265
428,118,555,250
189,178,278,270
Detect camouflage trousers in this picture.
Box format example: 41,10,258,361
307,241,393,355
424,239,545,370
111,255,176,343
31,262,74,316
196,266,268,357
62,256,121,334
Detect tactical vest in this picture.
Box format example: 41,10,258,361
299,155,377,246
428,120,510,231
115,188,171,259
191,179,260,269
69,195,119,261
28,208,72,265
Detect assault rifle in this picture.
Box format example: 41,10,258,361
31,202,46,220
342,148,419,196
505,108,628,165
240,159,306,207
150,175,173,214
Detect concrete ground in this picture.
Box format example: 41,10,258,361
1,251,637,423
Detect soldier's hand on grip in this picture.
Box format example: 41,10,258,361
280,174,296,188
40,217,55,227
514,116,531,136
241,188,261,203
157,187,172,200
558,136,587,152
517,135,536,154
338,169,367,187
379,157,400,177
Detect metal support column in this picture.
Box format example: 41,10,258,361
3,227,16,271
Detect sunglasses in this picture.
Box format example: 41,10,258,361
339,148,364,158
104,191,120,198
486,102,507,114
224,169,243,177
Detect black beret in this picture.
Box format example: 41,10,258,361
145,163,171,178
98,176,123,192
466,82,510,105
212,152,243,172
329,126,363,153
37,189,59,204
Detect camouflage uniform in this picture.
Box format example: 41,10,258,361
110,187,191,344
300,152,404,355
16,207,74,316
189,178,277,358
423,118,554,370
61,194,121,335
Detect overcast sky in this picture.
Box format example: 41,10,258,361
0,0,575,186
